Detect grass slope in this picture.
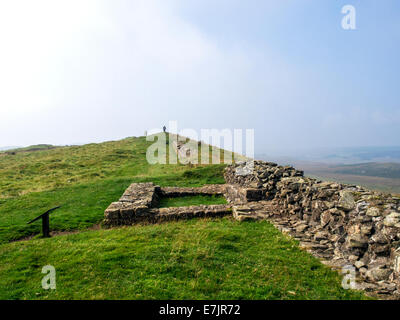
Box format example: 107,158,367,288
0,136,225,243
0,218,366,300
0,135,367,299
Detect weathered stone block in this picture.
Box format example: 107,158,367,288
366,207,381,217
384,212,400,228
337,191,356,211
104,202,121,220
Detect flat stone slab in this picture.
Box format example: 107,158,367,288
160,184,226,197
150,204,232,223
119,182,160,205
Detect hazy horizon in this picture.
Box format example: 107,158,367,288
4,138,400,166
1,0,399,153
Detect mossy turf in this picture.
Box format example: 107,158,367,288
0,218,367,300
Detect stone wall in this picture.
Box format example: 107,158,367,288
224,160,400,297
104,183,160,225
160,185,226,197
103,161,400,297
104,183,230,226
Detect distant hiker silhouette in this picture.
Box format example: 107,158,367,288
163,126,166,133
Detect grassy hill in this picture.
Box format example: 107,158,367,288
0,144,58,155
0,136,366,299
0,136,225,243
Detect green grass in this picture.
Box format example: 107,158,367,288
0,218,367,300
0,136,226,243
0,135,369,299
158,195,228,208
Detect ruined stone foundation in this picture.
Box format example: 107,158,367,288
104,161,400,298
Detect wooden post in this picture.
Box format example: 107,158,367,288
27,206,61,239
42,213,50,238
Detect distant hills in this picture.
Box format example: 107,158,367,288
257,146,400,194
258,146,400,165
257,158,400,195
321,146,400,163
299,162,400,195
0,144,58,154
0,146,20,151
331,162,400,179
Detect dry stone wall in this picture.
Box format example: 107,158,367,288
104,160,400,297
104,183,230,225
104,183,160,225
225,160,400,297
160,185,226,197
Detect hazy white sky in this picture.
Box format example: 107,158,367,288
0,0,399,153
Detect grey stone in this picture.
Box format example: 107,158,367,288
337,190,356,211
384,212,400,228
346,234,368,249
366,207,381,217
366,267,392,281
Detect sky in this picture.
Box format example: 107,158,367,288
0,0,399,154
